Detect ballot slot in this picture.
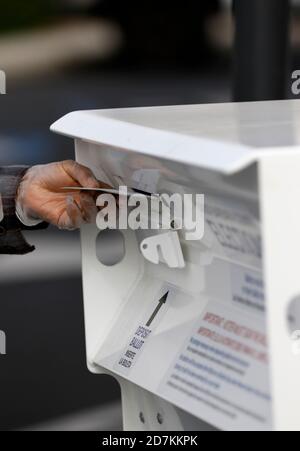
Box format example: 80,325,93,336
72,139,271,431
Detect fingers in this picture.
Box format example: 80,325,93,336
80,192,98,223
60,196,83,230
62,160,100,189
59,193,98,230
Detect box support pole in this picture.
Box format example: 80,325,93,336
233,0,290,102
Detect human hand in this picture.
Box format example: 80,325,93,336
16,160,109,230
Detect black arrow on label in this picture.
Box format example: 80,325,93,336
146,292,169,328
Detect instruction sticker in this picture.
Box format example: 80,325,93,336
205,199,262,270
114,288,172,376
231,265,265,314
116,325,152,372
158,299,271,431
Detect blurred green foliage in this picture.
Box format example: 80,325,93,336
0,0,57,33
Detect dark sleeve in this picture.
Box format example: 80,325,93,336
0,166,47,255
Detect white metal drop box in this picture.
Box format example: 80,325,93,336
51,100,300,431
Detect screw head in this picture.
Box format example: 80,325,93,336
157,413,164,425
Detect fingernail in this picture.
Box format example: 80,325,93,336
67,195,74,205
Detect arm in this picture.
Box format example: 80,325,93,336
0,166,42,255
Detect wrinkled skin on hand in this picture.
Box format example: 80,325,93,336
17,160,110,230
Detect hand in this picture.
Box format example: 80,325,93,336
16,161,109,230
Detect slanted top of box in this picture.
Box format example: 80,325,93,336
51,100,300,174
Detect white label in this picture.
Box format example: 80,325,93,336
115,289,171,375
159,300,271,431
205,200,262,270
116,325,152,373
231,265,265,314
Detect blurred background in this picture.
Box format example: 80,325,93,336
0,0,298,431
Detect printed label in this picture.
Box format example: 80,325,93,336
159,301,271,431
205,200,262,270
114,289,171,375
231,266,265,314
117,325,152,372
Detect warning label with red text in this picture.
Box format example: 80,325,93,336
159,300,271,431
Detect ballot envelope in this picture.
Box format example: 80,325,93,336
51,100,300,431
